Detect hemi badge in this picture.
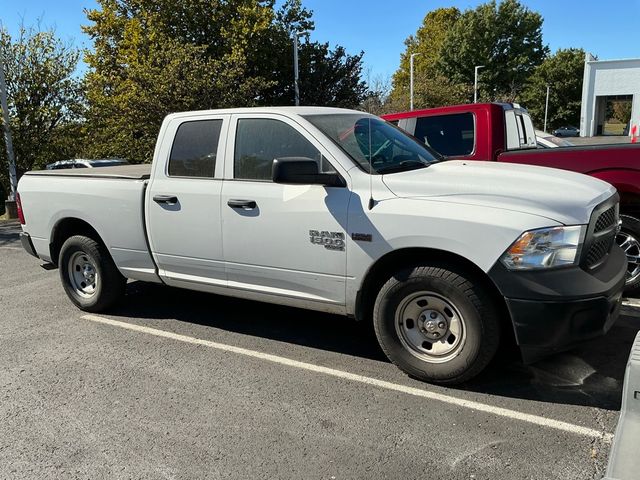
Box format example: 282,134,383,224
352,233,372,242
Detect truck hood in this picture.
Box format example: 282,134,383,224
382,160,617,225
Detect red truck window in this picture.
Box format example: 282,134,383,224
414,113,475,157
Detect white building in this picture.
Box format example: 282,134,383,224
580,53,640,137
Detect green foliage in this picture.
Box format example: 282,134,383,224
0,26,84,198
437,0,548,102
83,0,367,163
609,100,632,125
389,7,467,110
298,44,366,107
83,0,276,162
520,48,585,130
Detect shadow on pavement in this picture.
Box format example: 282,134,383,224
113,280,639,411
0,220,21,247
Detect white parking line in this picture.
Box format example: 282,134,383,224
82,314,614,443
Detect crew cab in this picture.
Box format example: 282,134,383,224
383,103,640,294
17,107,626,384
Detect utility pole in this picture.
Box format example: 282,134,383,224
473,65,484,103
0,42,17,202
544,84,550,132
410,53,421,111
293,31,306,106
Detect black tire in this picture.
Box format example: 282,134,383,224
373,265,500,385
58,235,126,312
618,215,640,296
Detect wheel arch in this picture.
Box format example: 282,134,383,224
354,247,513,342
50,217,108,266
619,192,640,219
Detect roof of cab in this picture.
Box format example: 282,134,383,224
164,106,367,120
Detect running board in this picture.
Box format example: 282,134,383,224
40,263,57,271
604,331,640,479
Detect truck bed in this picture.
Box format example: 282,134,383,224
19,165,159,283
498,143,640,174
26,164,151,180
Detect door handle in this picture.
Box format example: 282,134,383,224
153,194,178,205
227,199,257,210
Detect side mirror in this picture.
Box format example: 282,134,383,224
272,157,345,187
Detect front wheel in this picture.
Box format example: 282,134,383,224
59,235,126,312
373,265,500,384
617,215,640,296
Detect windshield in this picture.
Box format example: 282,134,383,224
303,114,441,174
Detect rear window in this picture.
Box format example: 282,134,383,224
413,113,475,157
505,110,537,150
168,120,223,178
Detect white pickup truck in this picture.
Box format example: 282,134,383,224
17,107,626,384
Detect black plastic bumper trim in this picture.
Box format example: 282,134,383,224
506,292,622,363
20,232,38,258
488,243,626,362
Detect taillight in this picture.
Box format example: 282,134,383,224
16,192,25,225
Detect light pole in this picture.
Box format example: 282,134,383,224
293,31,306,106
0,43,17,203
544,84,550,132
409,53,421,111
473,65,484,103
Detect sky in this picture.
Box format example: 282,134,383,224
2,0,640,80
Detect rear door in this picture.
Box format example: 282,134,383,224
220,114,350,306
146,114,229,287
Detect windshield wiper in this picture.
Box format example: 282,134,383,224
376,161,430,174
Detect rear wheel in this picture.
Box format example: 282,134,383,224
373,265,500,384
59,235,126,312
617,215,640,296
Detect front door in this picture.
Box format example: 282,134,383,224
220,114,351,306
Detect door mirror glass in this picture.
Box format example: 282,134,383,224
272,157,345,187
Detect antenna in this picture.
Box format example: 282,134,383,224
367,117,374,210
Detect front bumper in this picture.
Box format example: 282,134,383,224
20,232,39,258
488,244,626,363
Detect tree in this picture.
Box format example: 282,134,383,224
438,0,548,102
0,25,84,201
388,7,466,111
520,48,584,131
297,43,367,107
83,0,367,163
83,0,279,162
359,71,392,115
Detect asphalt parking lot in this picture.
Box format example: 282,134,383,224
1,220,638,479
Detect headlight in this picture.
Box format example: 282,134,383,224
501,226,586,270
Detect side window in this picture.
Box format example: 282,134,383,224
522,114,536,147
504,110,521,150
413,113,474,156
168,119,223,178
234,118,332,181
515,114,527,145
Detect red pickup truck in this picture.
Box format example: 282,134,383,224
383,103,640,294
